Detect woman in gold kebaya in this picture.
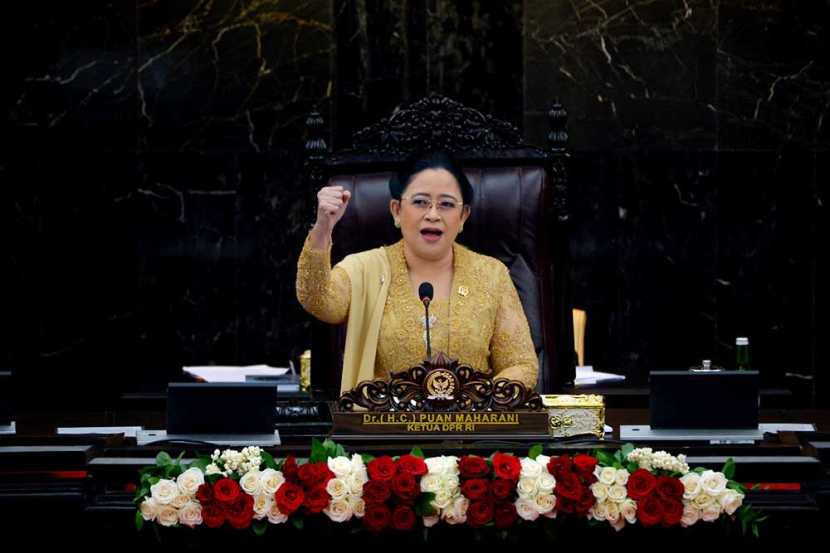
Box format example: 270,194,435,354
297,152,538,393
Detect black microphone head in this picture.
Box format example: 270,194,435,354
418,282,434,303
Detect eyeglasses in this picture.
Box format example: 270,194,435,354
401,196,463,212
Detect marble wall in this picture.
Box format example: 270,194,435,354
3,1,827,407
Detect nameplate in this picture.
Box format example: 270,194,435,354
332,411,549,440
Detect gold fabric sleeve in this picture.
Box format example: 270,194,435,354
490,265,539,389
296,233,351,324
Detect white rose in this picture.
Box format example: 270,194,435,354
157,505,179,527
442,475,460,492
701,470,728,497
451,496,469,523
140,497,160,521
517,477,539,498
591,482,609,500
533,494,556,515
620,498,638,524
717,489,744,516
267,503,288,524
423,515,440,527
324,499,353,523
681,504,701,527
328,456,353,479
701,503,722,522
150,479,180,505
347,471,367,495
178,501,203,528
260,469,285,495
536,455,551,469
431,489,454,510
176,468,205,496
240,470,262,495
350,453,365,472
172,493,190,509
326,478,349,500
537,473,556,494
515,498,539,521
597,467,617,486
253,493,274,520
693,492,716,509
426,456,454,476
593,501,609,521
607,484,628,503
349,496,365,519
680,472,703,500
615,469,630,486
521,458,543,478
420,474,442,493
606,501,621,523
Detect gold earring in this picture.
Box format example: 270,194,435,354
459,225,464,233
394,220,401,228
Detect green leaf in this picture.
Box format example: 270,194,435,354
626,462,639,473
498,529,508,541
186,458,209,474
620,443,635,459
752,523,759,538
309,438,327,464
410,446,425,459
291,516,304,530
135,487,150,502
728,481,747,493
422,528,429,542
163,465,175,478
253,521,268,537
361,453,376,465
528,444,543,460
149,477,160,485
416,492,437,516
741,517,747,536
723,458,736,480
207,474,222,486
156,452,173,467
693,467,706,475
351,526,363,535
261,451,277,470
174,451,185,466
135,510,145,531
756,514,769,522
594,450,615,467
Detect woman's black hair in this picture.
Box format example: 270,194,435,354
389,151,474,205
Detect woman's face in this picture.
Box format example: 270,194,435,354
390,168,471,262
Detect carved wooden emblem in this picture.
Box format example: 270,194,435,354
336,352,543,413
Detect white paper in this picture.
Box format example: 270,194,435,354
574,365,625,386
183,364,289,383
57,426,143,438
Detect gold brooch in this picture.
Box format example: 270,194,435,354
457,285,469,297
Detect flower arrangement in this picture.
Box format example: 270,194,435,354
136,440,765,538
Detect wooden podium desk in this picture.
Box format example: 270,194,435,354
2,407,829,546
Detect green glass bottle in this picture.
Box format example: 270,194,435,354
735,337,750,371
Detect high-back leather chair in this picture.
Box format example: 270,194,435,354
303,96,574,396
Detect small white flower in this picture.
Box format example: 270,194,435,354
324,499,353,523
515,498,539,521
177,501,203,528
157,505,179,527
150,479,180,505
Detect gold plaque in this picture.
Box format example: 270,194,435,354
541,394,605,439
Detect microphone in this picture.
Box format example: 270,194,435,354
418,282,434,359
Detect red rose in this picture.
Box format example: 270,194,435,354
547,455,572,478
304,483,330,514
466,500,494,527
391,472,420,501
575,485,595,516
391,504,416,531
202,501,226,528
638,495,663,527
226,493,255,530
555,473,582,501
364,504,392,533
213,478,241,503
282,456,299,484
627,469,657,501
458,456,491,479
656,475,685,500
461,478,491,501
494,502,518,529
661,499,684,527
490,479,516,501
492,453,521,482
572,454,598,479
196,483,214,504
397,455,428,477
298,463,333,488
275,481,305,515
363,480,392,504
556,496,574,514
367,456,397,482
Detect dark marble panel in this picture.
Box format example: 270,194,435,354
137,0,332,153
715,150,819,386
815,155,829,406
333,0,522,148
3,2,138,153
718,0,830,151
2,154,141,408
570,151,718,378
524,0,717,151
